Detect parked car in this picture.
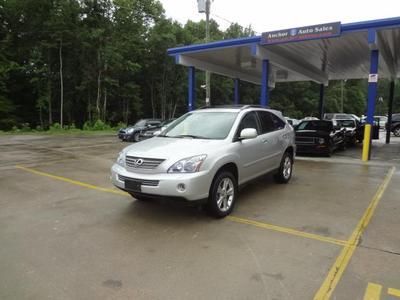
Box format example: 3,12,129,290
374,115,388,129
324,113,354,121
139,118,176,141
386,113,400,137
118,119,161,142
334,119,360,146
285,117,300,127
295,120,346,156
111,105,296,218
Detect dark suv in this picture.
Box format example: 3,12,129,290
387,114,400,137
118,119,161,142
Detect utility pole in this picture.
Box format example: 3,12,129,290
205,0,211,106
197,0,211,106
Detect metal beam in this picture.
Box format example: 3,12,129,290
177,55,260,85
234,78,240,104
252,45,329,85
386,81,395,144
318,84,325,119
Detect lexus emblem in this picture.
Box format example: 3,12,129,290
132,158,144,166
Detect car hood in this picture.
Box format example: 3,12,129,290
295,130,330,137
123,136,225,161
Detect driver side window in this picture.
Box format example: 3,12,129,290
237,112,260,136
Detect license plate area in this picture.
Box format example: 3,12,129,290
125,180,142,192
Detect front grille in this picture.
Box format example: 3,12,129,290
295,136,316,145
118,174,159,187
125,156,165,169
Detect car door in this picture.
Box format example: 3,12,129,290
257,111,286,171
235,111,266,182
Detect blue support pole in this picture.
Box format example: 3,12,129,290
234,78,240,105
362,49,379,161
260,59,269,107
188,66,195,111
366,50,379,124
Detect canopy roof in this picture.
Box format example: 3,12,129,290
168,17,400,86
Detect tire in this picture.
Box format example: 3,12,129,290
133,132,140,142
394,127,400,137
129,193,150,201
274,151,293,183
207,171,237,218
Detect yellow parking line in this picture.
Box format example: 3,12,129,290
15,165,128,197
227,216,348,246
314,166,395,300
388,288,400,297
363,283,382,300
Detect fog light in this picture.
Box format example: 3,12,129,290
177,183,186,192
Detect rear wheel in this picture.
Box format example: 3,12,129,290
274,151,293,184
394,127,400,137
207,171,237,218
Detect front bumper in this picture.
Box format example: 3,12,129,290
296,144,330,155
111,164,211,201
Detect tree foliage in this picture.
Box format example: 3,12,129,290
0,0,399,130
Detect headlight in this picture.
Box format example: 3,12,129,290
318,138,325,144
168,155,207,173
127,128,134,134
116,151,125,166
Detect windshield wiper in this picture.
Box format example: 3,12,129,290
171,134,210,139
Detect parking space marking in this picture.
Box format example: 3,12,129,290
363,283,382,300
16,164,351,247
15,165,128,196
227,216,348,246
388,288,400,297
15,163,397,300
314,166,395,300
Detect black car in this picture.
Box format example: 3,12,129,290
139,118,176,141
386,113,400,137
295,120,346,156
118,119,161,142
334,119,362,145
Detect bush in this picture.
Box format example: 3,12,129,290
83,119,111,131
49,122,63,131
20,123,31,132
116,121,127,129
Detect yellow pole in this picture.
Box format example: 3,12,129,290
362,124,372,161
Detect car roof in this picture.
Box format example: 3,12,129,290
195,105,282,115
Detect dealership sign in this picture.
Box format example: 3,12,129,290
261,22,341,45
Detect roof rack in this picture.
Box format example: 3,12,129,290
197,104,270,110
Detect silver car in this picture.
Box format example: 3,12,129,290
111,105,296,217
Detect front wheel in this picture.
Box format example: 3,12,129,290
274,152,293,184
133,132,140,142
207,171,237,218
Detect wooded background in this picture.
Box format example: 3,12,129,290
1,0,399,130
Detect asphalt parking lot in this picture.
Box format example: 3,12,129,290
1,134,399,300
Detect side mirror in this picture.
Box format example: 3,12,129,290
239,128,257,140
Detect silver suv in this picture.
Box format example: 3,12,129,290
111,106,296,217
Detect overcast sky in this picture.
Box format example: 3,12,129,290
160,0,400,34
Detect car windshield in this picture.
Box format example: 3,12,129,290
161,112,238,140
297,121,332,131
133,120,146,127
336,120,355,128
